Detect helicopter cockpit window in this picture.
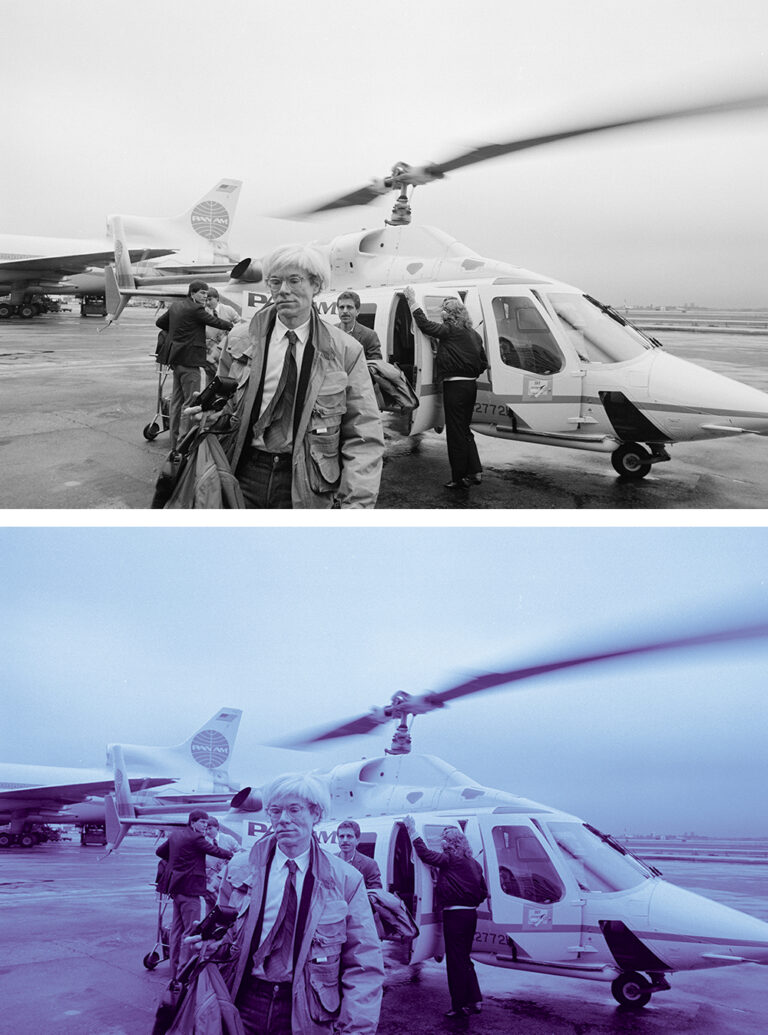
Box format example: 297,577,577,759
546,294,650,365
547,822,652,893
490,297,564,375
491,826,564,904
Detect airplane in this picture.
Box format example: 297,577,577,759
0,706,242,847
106,89,768,481
0,178,242,320
104,619,768,1010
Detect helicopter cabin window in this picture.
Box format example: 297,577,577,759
547,822,652,893
490,297,564,375
491,826,564,904
422,824,455,851
423,295,453,322
546,294,650,364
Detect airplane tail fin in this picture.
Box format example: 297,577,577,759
103,744,136,854
109,708,243,794
109,179,243,263
103,216,135,325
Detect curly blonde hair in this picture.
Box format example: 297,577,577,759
442,827,474,858
441,298,473,330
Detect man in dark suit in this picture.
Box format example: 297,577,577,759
155,809,234,981
336,819,383,890
336,290,383,361
156,281,234,448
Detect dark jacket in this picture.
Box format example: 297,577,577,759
347,849,383,890
156,297,234,368
411,308,487,383
412,837,488,913
156,826,234,897
345,320,383,361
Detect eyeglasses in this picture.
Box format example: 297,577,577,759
266,275,308,290
266,804,309,820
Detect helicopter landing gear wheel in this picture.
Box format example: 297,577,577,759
611,442,652,480
611,971,652,1009
143,422,160,441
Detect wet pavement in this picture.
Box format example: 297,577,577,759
1,310,768,509
0,839,766,1034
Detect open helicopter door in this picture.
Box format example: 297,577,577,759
395,288,465,435
474,814,585,966
387,818,462,964
475,285,587,436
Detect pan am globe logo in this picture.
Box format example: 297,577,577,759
191,729,230,768
191,200,230,240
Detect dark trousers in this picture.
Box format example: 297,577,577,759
443,908,481,1011
236,448,293,509
170,365,202,450
169,893,203,980
442,379,481,482
236,976,292,1035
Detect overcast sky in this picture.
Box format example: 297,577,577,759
2,0,767,307
3,526,767,838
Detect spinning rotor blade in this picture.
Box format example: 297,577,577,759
283,619,768,747
294,89,768,216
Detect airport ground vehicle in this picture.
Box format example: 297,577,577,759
0,823,61,847
80,823,107,846
79,295,107,317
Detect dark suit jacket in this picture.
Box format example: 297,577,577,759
346,321,383,361
156,297,233,368
348,849,383,890
156,826,233,897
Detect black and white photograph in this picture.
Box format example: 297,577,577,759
1,0,767,509
2,2,768,1034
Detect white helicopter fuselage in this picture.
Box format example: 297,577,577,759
223,751,768,1004
225,223,768,479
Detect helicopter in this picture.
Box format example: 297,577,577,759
105,619,768,1009
105,88,768,480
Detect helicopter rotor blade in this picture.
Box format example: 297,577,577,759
281,619,768,748
292,89,768,216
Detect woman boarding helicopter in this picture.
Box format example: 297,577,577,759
402,285,488,491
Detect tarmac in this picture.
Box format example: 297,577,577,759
2,309,768,509
0,839,767,1034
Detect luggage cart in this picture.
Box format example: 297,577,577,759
143,364,171,442
143,891,172,970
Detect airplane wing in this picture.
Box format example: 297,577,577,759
0,248,173,277
0,777,172,807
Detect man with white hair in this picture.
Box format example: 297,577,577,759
224,244,384,508
219,773,384,1034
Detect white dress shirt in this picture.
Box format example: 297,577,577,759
252,317,310,449
252,844,311,977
